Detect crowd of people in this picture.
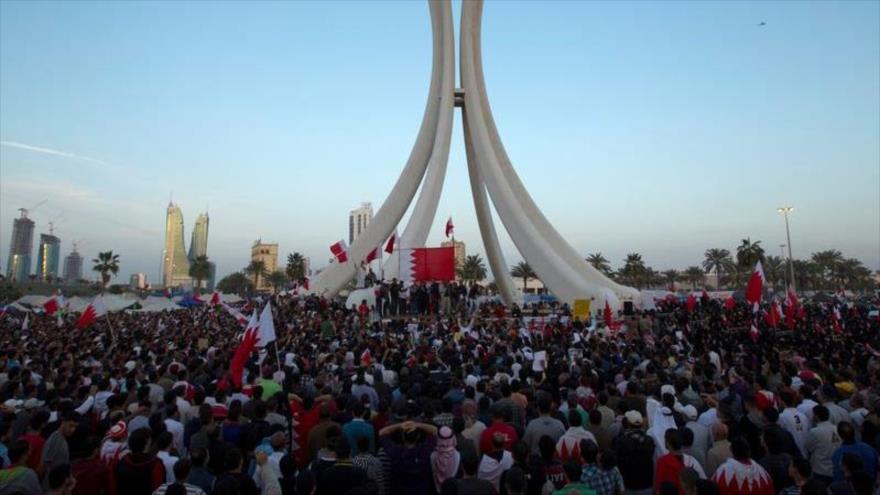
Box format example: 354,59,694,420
0,287,878,495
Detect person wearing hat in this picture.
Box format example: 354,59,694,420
99,421,128,465
611,411,655,495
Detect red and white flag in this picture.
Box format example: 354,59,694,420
445,217,454,238
784,288,799,329
75,296,107,331
330,239,349,263
221,301,249,327
765,300,783,328
209,291,221,306
257,302,276,347
360,348,373,367
603,300,613,327
43,293,64,316
365,246,381,264
744,261,765,311
724,295,736,312
302,277,310,291
228,312,260,388
384,229,398,254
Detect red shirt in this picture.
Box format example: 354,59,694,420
654,453,686,494
20,432,45,470
479,421,519,454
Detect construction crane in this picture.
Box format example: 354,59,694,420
48,212,64,235
18,199,47,219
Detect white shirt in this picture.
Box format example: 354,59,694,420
157,450,179,483
164,418,185,455
779,407,810,457
797,399,818,421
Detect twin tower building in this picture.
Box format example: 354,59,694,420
162,202,214,290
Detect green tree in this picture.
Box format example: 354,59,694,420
811,249,844,288
586,253,611,275
216,272,253,296
265,270,289,294
703,248,732,289
683,266,705,290
736,238,765,269
246,260,267,291
457,254,487,282
92,251,120,293
662,269,679,289
510,261,536,292
188,255,212,293
792,259,819,290
620,253,647,288
286,252,307,283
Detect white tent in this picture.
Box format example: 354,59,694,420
136,299,182,312
14,295,50,307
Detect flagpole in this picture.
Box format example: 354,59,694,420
273,340,282,372
105,311,117,341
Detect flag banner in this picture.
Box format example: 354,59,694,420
330,239,349,263
445,217,454,238
365,246,381,264
75,296,107,331
745,260,765,311
409,246,455,282
384,230,398,254
258,302,276,347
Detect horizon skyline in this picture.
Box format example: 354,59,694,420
1,0,878,285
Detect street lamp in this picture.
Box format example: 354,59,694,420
777,206,795,292
779,244,788,291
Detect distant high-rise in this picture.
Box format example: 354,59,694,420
188,212,213,290
251,239,278,292
188,212,209,260
349,202,373,244
62,246,83,283
35,233,61,281
129,272,147,289
6,213,35,281
162,202,191,288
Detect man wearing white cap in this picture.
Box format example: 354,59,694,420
613,410,655,495
682,404,710,462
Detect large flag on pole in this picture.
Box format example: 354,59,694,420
445,217,454,238
400,247,456,283
257,302,276,347
365,246,381,264
228,312,260,388
744,261,765,311
75,296,107,331
330,240,349,263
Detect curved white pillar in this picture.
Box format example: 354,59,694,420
383,0,455,281
312,0,453,297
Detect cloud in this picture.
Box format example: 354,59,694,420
0,140,115,169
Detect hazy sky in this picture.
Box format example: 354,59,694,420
1,0,878,285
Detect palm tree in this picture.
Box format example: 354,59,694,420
703,248,732,289
621,253,647,288
792,259,819,290
811,250,844,288
286,252,307,283
246,260,267,291
265,270,289,294
662,269,678,289
683,266,705,290
736,238,765,269
92,251,120,293
763,255,785,291
510,261,536,292
586,253,611,275
216,272,253,296
188,255,212,293
457,254,487,282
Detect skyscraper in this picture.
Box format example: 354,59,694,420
349,202,373,244
6,213,35,281
188,212,209,260
62,245,83,283
35,233,61,281
187,212,214,290
162,202,191,288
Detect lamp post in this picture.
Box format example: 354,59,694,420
777,206,795,292
779,244,788,291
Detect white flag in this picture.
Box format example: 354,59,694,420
21,313,29,331
257,302,276,347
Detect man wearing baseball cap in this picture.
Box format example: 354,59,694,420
612,411,655,495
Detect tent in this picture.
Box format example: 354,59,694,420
136,299,182,312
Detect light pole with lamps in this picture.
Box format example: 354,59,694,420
777,206,795,292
